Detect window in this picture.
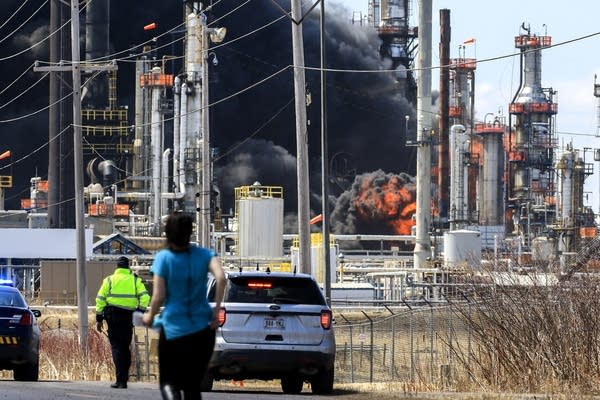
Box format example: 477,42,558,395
224,276,325,305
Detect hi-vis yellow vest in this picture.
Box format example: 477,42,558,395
95,268,150,314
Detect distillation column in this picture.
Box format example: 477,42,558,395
475,119,505,226
140,67,173,234
449,124,468,230
507,27,557,247
368,0,418,102
448,57,477,225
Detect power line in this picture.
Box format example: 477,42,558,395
301,30,600,74
0,0,49,46
0,0,32,33
0,0,89,63
0,72,48,111
0,62,36,97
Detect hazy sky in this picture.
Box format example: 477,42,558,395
337,0,600,213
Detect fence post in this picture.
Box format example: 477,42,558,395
459,290,472,382
442,293,452,381
340,313,354,383
361,311,374,383
403,300,414,382
422,298,434,383
384,305,395,378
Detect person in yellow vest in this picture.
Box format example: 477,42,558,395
96,256,150,389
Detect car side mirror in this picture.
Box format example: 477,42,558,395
31,309,41,318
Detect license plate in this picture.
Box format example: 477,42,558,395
264,318,285,329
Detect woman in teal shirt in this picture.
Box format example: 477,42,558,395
143,212,226,400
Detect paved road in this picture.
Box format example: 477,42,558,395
2,380,589,399
0,380,363,399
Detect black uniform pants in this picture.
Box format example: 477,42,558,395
105,306,134,384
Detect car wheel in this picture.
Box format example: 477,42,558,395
14,361,39,382
311,368,334,395
281,375,303,394
200,370,213,392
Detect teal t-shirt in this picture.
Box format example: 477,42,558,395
151,245,215,340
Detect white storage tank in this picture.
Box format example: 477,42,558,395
443,230,481,268
236,183,284,259
532,236,555,261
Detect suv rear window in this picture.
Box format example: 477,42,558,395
210,276,325,305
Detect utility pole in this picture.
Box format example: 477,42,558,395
34,1,117,353
70,0,87,353
594,75,600,214
320,0,331,304
413,0,432,269
47,0,60,228
291,0,312,274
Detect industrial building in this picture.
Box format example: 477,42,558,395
0,1,598,304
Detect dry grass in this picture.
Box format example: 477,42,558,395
36,310,114,381
29,254,600,400
444,266,600,396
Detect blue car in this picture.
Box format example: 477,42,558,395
0,284,41,381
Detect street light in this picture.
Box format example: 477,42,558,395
208,27,226,43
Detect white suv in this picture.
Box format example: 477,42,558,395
203,270,335,394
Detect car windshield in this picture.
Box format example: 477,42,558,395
219,276,325,305
0,290,26,307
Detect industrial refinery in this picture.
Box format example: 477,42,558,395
0,0,599,303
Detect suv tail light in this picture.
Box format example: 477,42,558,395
217,307,226,327
19,313,32,326
320,310,332,330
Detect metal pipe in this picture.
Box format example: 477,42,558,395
200,19,211,247
179,82,188,198
118,191,182,201
173,76,181,193
162,149,171,216
151,85,162,232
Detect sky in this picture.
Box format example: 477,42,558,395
342,0,600,213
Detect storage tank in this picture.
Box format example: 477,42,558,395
531,236,555,261
443,230,481,268
236,183,284,259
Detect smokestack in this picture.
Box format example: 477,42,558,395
84,0,110,107
437,8,450,225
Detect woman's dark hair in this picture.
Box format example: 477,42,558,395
165,212,193,249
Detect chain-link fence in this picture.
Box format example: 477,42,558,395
128,304,474,386
334,304,472,387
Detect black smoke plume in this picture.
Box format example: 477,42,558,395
0,0,417,235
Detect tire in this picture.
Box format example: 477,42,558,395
14,361,39,382
281,375,303,394
311,368,334,395
200,370,214,392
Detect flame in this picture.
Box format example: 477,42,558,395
353,173,416,235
